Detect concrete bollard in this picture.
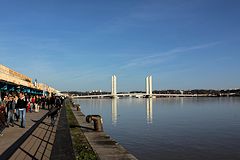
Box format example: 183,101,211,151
86,115,103,132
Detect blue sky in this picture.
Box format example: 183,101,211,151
0,0,240,91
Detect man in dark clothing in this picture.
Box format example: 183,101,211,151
17,92,27,128
55,96,62,109
49,96,55,110
48,107,59,127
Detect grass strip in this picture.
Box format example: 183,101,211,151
65,98,98,160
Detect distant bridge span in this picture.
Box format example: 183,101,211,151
72,93,206,99
73,75,208,99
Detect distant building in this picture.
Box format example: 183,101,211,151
0,64,58,96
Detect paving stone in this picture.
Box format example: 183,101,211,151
0,109,60,160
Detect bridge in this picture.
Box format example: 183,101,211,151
72,93,199,99
72,75,203,99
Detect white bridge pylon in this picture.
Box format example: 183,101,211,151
111,75,153,98
111,75,117,97
146,75,153,97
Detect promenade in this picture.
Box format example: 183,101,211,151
0,110,59,160
1,99,138,160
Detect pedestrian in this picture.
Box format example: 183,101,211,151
49,96,55,110
48,107,59,127
55,96,62,109
17,92,27,128
46,97,50,110
35,96,40,112
0,100,5,136
7,95,15,127
2,95,8,127
30,96,35,113
14,95,19,121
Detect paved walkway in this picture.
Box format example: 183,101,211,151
0,110,48,154
0,109,60,160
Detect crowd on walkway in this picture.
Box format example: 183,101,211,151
0,92,64,136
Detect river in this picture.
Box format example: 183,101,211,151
73,97,240,160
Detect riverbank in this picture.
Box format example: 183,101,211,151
66,98,137,160
65,98,97,160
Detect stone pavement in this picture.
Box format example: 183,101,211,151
0,110,48,154
0,109,60,160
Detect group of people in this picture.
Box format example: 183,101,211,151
0,92,64,136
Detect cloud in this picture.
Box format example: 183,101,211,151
120,42,221,69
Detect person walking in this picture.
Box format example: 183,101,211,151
17,92,27,128
7,95,16,127
49,96,55,110
35,96,40,112
14,95,19,121
0,100,6,136
2,95,9,127
48,106,59,127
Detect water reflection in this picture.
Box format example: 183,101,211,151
180,97,184,107
75,97,240,160
111,98,118,126
146,98,153,124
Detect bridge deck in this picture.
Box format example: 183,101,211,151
73,93,202,98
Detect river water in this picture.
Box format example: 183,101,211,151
73,97,240,160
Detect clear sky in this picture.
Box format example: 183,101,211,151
0,0,240,92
